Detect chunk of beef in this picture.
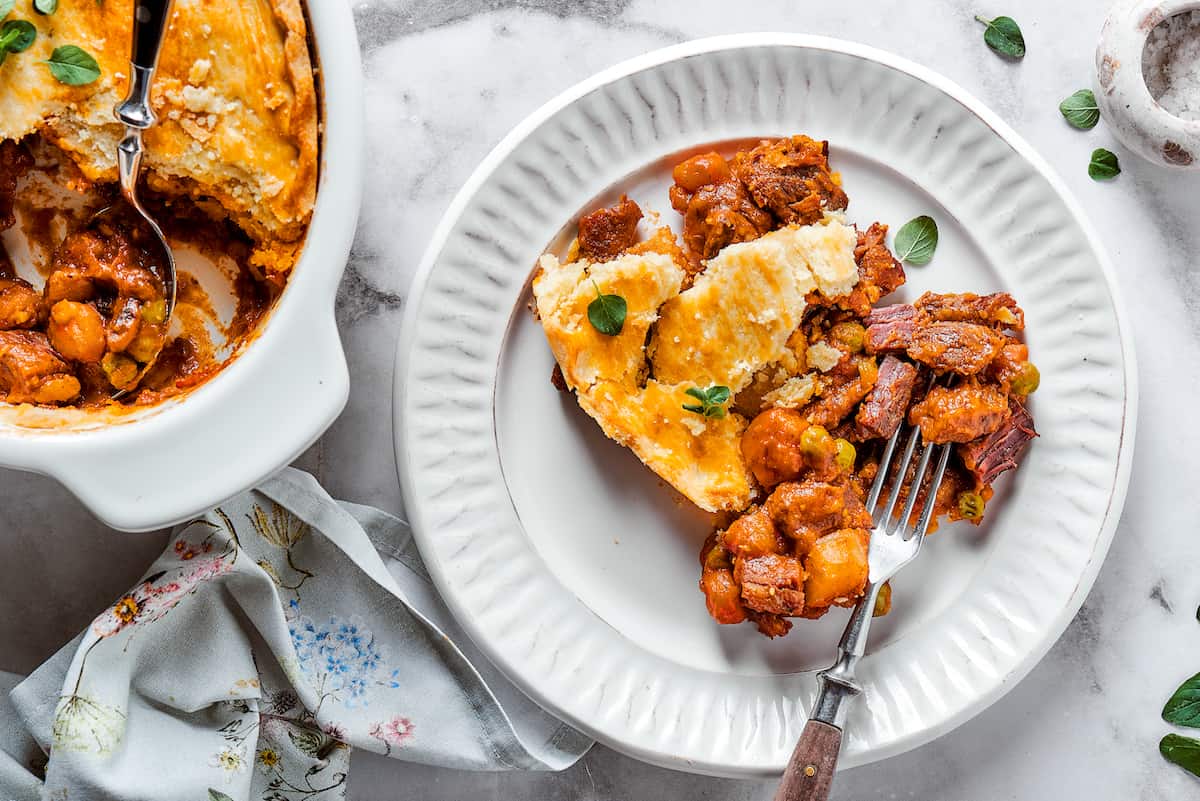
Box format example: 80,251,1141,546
855,224,907,296
730,135,848,226
748,611,792,638
742,407,840,487
0,330,81,404
766,481,845,552
0,141,33,232
915,291,1024,330
855,355,919,439
864,304,916,353
550,363,569,392
669,152,773,261
960,399,1038,484
734,553,806,616
908,383,1010,443
803,358,878,428
906,321,1006,375
0,278,45,330
577,195,643,262
721,507,785,559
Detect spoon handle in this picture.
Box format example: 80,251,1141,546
115,0,175,129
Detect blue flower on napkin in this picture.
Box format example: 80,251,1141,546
288,610,389,709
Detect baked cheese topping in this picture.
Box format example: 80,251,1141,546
0,0,316,274
533,215,862,513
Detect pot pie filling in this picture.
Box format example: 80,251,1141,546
0,0,316,408
534,135,1040,638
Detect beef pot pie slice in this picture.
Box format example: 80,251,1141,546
533,214,862,513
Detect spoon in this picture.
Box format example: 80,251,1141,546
86,0,176,398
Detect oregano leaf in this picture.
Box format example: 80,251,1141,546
893,216,939,266
0,19,36,53
1059,89,1100,130
1161,733,1200,778
1088,148,1120,180
975,15,1026,59
1164,672,1200,728
45,44,101,85
586,281,626,336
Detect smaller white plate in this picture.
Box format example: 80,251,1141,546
395,35,1136,776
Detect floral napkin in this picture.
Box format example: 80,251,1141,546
0,468,591,801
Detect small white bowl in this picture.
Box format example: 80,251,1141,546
0,3,364,532
1097,0,1200,168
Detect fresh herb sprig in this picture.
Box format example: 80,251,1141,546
0,18,35,53
1088,148,1120,180
1158,627,1200,778
682,386,731,419
893,216,939,266
1164,673,1200,728
45,44,100,84
586,281,627,336
1059,89,1100,130
975,15,1025,59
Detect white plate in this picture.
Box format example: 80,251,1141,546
394,35,1136,776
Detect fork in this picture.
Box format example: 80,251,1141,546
772,420,952,801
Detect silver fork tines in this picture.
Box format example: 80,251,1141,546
774,416,955,801
865,423,951,581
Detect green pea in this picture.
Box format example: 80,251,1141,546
799,424,835,463
830,321,866,354
834,438,856,473
101,352,138,390
958,491,986,521
1011,361,1040,396
873,582,892,617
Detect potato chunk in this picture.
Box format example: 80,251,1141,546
803,529,869,609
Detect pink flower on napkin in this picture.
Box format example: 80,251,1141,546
368,716,414,754
90,556,231,638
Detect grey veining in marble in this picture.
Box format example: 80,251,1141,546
3,0,1200,798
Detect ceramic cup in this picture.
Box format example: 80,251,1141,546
1097,0,1200,168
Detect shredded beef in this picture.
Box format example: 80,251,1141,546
577,195,643,262
855,355,919,439
669,152,774,261
0,141,34,233
908,383,1010,443
915,291,1024,330
0,330,80,404
0,278,45,331
865,304,916,353
906,321,1006,375
960,399,1038,484
730,135,848,226
734,553,806,616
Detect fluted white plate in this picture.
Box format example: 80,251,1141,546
394,35,1136,776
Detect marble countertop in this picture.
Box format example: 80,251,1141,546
4,0,1200,797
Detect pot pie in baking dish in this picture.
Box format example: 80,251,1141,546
533,135,1040,638
0,0,316,407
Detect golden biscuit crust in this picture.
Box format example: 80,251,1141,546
533,216,861,513
0,0,318,275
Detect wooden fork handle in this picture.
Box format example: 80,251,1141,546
772,719,843,801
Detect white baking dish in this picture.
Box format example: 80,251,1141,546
0,2,363,532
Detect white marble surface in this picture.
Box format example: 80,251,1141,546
3,0,1200,797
